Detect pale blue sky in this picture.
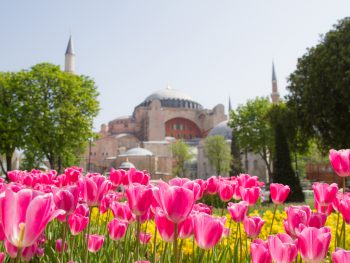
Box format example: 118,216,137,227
1,1,349,129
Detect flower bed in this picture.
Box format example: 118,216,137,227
0,149,349,262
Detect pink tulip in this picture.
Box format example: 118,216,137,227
206,176,218,195
0,253,3,263
154,209,175,242
81,175,112,206
53,185,79,215
284,205,311,238
178,215,193,239
182,181,201,201
126,183,153,216
329,149,350,177
0,188,64,248
270,183,290,204
68,213,89,235
194,179,207,199
243,216,265,239
227,201,248,222
314,200,333,215
153,181,194,223
332,248,350,263
87,234,104,253
55,238,68,253
308,212,327,228
135,261,150,263
36,247,44,257
313,182,338,206
298,226,331,263
4,239,18,258
108,218,128,241
64,166,82,184
268,233,298,263
218,181,234,202
169,177,190,186
109,167,123,186
139,232,151,244
128,168,150,185
339,196,350,224
192,212,225,249
240,186,260,206
192,203,212,215
74,203,89,217
250,239,272,263
110,201,135,223
21,243,38,261
237,174,259,188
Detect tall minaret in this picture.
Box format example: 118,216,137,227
228,96,232,120
271,62,280,104
65,36,75,73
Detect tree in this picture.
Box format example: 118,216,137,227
0,72,27,176
230,131,243,175
22,63,99,172
287,17,350,153
171,140,193,177
230,97,274,181
204,135,231,175
272,120,305,202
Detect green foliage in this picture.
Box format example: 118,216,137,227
272,119,305,202
171,140,193,177
204,135,231,175
230,97,274,180
230,131,243,176
21,63,99,172
0,72,27,175
287,17,350,152
0,63,99,173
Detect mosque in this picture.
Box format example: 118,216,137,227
62,37,280,182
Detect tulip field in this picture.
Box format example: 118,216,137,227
0,149,349,262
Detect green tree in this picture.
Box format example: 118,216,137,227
287,17,350,152
204,135,231,175
22,63,99,172
230,131,243,175
0,72,27,176
171,140,193,177
230,97,274,181
272,120,305,202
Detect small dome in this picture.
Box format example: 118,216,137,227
208,121,232,140
136,86,202,109
119,147,153,157
118,161,135,169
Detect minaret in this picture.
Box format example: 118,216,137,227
271,62,280,104
65,36,75,73
228,96,232,120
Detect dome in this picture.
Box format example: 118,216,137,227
137,86,202,109
208,121,232,140
118,161,135,169
119,147,153,157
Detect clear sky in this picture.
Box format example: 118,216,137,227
1,1,349,130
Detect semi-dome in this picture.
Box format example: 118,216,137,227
208,120,232,140
119,147,153,157
137,86,202,109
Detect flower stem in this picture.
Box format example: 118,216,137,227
69,235,76,261
238,223,242,262
84,207,92,263
173,223,178,263
152,223,157,263
199,249,205,263
269,204,277,235
135,215,141,261
61,215,68,263
15,248,22,263
335,212,340,249
161,242,168,263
